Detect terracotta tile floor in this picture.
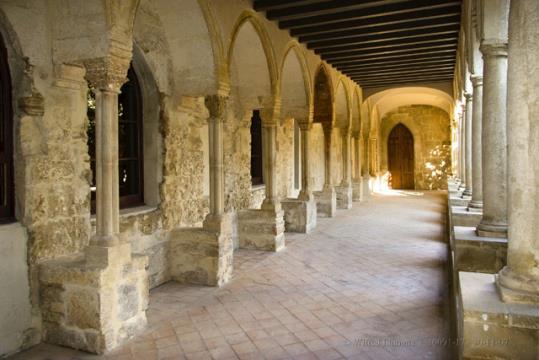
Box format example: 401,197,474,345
11,190,452,360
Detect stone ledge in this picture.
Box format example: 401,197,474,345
454,226,507,273
451,206,482,227
460,272,539,360
450,194,470,207
281,198,317,233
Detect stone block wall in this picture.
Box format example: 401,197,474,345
379,105,451,190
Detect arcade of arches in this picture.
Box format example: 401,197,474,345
0,1,538,359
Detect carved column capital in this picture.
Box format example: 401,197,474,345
84,45,132,91
205,95,228,120
464,92,473,101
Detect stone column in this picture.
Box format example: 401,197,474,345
497,0,539,304
475,41,508,238
361,134,370,199
323,124,333,191
84,59,131,263
336,127,352,209
458,110,466,188
462,93,473,197
340,128,351,186
298,121,313,201
261,110,280,211
282,120,317,233
352,131,362,201
468,75,484,210
314,123,337,217
237,107,285,250
203,95,227,229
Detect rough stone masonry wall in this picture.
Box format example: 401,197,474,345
379,105,451,190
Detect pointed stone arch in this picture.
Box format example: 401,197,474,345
334,78,351,130
313,64,334,127
227,11,278,111
279,41,311,122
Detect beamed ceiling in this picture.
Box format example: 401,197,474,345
253,0,461,89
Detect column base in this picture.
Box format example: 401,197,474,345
461,188,472,197
335,184,353,209
39,244,149,354
281,198,317,233
476,221,508,238
238,207,285,251
314,187,336,217
460,272,539,360
497,267,539,304
352,180,362,201
169,214,234,287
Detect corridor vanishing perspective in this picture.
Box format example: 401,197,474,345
1,0,539,359
12,192,451,360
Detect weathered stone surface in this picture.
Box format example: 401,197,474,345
281,198,317,233
39,249,148,354
237,208,285,251
314,189,336,218
460,272,539,360
169,219,233,287
66,288,99,330
454,226,507,273
335,185,352,209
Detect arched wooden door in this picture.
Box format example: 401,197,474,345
388,124,414,189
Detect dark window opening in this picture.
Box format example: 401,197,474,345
250,110,264,186
88,65,144,212
0,34,14,223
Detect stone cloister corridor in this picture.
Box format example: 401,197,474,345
2,0,539,358
11,192,451,360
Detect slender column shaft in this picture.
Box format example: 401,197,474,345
497,0,539,303
93,89,120,246
462,94,473,196
341,129,351,186
205,95,226,217
262,122,278,208
476,42,508,238
459,112,466,184
323,125,333,190
298,122,312,200
468,75,484,209
352,132,361,181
